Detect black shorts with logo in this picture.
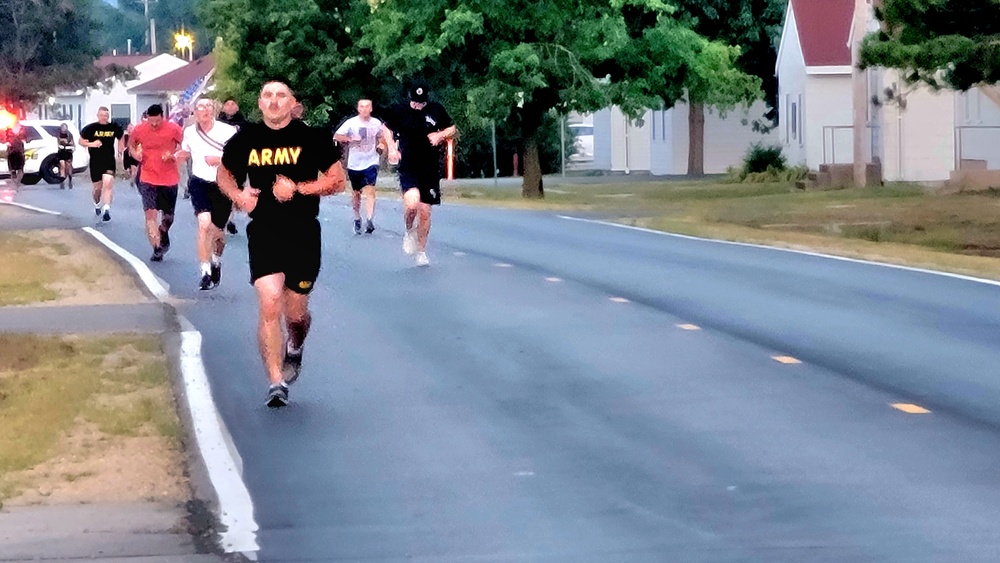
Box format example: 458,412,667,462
247,218,321,294
89,156,116,183
188,176,232,230
398,169,441,205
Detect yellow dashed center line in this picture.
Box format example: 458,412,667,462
609,297,630,303
772,355,801,364
676,324,701,331
892,403,931,414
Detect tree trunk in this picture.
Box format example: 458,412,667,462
687,101,705,177
522,134,544,199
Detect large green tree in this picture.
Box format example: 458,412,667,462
664,0,783,176
860,0,1000,91
200,0,368,125
362,0,639,198
0,0,103,109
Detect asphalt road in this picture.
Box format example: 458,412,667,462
10,177,1000,562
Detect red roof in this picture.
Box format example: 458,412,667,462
790,0,854,67
130,54,215,94
95,54,155,68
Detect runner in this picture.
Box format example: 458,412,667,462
178,97,238,290
217,79,347,408
218,99,245,235
128,104,184,262
56,124,74,189
380,85,456,266
79,107,124,221
335,99,398,234
6,129,25,186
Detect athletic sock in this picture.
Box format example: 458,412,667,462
211,254,221,266
200,262,211,276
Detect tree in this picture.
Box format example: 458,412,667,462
200,0,368,125
362,0,635,198
859,0,1000,91
664,0,784,176
92,2,146,56
0,0,107,110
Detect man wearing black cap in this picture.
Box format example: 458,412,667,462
380,85,456,266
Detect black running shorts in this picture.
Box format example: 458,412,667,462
348,165,379,191
398,170,441,205
138,182,178,214
188,176,232,230
247,218,321,294
89,156,116,183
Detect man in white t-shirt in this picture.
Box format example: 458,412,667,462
334,99,398,234
178,97,239,290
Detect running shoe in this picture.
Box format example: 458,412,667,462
354,219,362,235
150,247,164,262
402,229,417,255
94,207,101,217
102,209,111,222
226,221,238,235
266,383,289,408
199,273,213,291
415,251,430,267
365,220,375,234
283,346,303,385
210,262,221,287
159,230,171,252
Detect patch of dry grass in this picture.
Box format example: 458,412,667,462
0,334,179,501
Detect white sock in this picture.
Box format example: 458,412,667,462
102,204,110,212
200,262,211,276
211,254,221,266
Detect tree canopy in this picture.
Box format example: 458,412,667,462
860,0,1000,91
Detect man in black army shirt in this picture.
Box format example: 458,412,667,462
218,80,347,408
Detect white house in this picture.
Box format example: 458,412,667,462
36,54,188,131
776,0,1000,184
590,101,779,175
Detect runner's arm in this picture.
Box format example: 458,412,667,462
428,125,457,146
217,165,259,211
295,162,347,196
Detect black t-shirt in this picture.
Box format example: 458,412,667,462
222,119,341,223
218,111,247,129
80,122,123,161
58,131,74,150
381,102,453,173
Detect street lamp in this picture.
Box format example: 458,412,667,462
174,30,194,61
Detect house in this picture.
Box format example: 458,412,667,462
35,54,188,131
129,54,216,122
588,101,779,176
776,0,1000,184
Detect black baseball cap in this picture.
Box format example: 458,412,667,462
409,85,429,103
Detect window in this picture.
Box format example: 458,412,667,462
111,104,131,129
798,94,804,147
22,126,43,142
41,125,62,137
790,102,797,140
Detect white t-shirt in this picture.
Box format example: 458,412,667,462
182,121,238,182
336,116,384,171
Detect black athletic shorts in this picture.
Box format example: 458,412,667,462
398,170,441,205
138,182,178,214
247,218,321,294
348,165,379,191
89,157,116,182
57,149,73,162
188,176,232,230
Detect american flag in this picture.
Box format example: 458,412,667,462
168,67,216,124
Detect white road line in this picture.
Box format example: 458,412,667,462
82,226,259,553
0,200,63,215
558,215,1000,288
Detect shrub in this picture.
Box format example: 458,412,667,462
744,143,786,174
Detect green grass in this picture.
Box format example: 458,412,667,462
0,334,179,500
0,235,60,305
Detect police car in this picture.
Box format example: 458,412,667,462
1,120,90,185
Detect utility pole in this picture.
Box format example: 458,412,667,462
852,0,869,187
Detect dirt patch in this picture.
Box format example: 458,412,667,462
10,229,150,307
0,335,186,506
4,422,187,507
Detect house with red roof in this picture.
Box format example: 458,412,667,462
777,0,1000,185
35,53,189,131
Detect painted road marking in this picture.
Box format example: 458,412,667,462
676,324,701,331
772,355,802,364
892,403,931,414
609,297,630,303
453,251,466,256
545,277,563,282
494,263,513,268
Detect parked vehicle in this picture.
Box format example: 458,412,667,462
568,123,594,162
